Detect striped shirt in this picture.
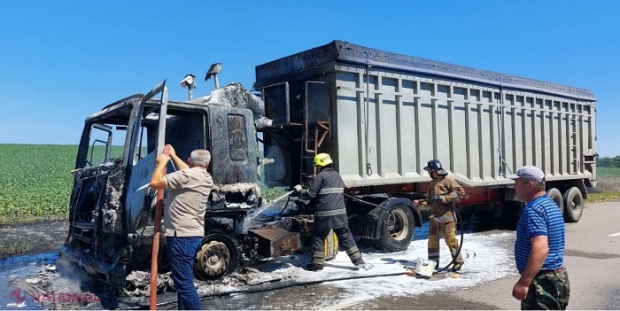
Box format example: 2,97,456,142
514,195,565,273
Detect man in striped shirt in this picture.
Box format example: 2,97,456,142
507,166,570,310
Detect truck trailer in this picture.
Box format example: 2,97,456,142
60,40,597,287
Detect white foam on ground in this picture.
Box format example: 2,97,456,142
195,232,517,308
5,301,27,308
0,232,517,309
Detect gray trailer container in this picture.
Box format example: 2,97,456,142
256,40,597,190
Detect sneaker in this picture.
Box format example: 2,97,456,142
451,262,463,273
304,263,324,271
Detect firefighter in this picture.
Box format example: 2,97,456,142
412,159,465,272
294,153,370,271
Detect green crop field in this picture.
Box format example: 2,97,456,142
0,144,287,223
597,166,620,178
0,144,77,223
586,166,620,202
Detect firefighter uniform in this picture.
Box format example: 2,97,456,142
419,160,466,271
298,154,366,271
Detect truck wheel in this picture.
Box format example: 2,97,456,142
194,232,240,281
376,204,415,252
563,187,584,223
546,188,564,215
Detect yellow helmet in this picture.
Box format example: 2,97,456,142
314,153,333,167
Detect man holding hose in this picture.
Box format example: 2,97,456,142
412,159,465,272
293,153,370,271
150,145,213,310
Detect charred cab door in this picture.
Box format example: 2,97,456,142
124,81,168,233
207,105,258,185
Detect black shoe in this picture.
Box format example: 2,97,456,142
451,262,463,273
304,263,324,271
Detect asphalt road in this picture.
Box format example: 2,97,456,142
190,201,620,310
450,201,620,310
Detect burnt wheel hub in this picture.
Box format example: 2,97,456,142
196,241,230,277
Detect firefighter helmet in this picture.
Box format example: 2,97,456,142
314,153,333,167
424,159,448,175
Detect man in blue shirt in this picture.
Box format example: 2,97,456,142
507,166,570,310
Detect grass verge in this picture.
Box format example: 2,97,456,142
586,191,620,203
586,177,620,202
0,214,68,226
0,240,34,259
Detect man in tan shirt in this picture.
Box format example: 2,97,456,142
150,145,213,310
413,159,465,272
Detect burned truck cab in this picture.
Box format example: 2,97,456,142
60,82,263,286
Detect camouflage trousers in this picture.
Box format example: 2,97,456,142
521,269,570,310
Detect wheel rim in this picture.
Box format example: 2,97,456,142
569,191,583,213
196,240,231,278
387,208,409,241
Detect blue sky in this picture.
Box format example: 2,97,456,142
0,1,618,156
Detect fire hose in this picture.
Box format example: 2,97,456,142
150,145,170,310
277,192,463,270
276,191,397,227
417,197,465,275
339,195,465,274
125,270,415,309
137,192,463,309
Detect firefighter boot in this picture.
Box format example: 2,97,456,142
304,263,324,271
353,259,373,271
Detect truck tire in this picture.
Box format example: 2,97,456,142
194,232,240,281
375,204,415,252
563,187,584,223
546,188,564,215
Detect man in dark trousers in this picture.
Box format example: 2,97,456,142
508,166,569,310
412,159,465,272
294,153,370,271
150,145,213,310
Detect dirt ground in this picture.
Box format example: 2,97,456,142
0,219,68,260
